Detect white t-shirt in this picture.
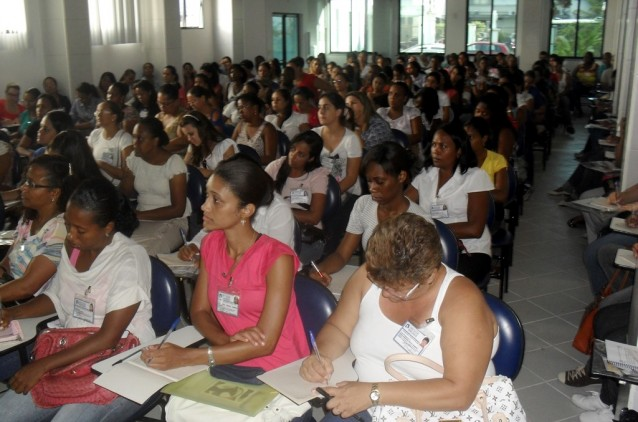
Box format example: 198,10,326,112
346,195,431,250
187,138,239,171
265,157,330,229
126,153,192,217
433,90,451,122
411,166,493,255
88,128,133,186
44,233,155,342
265,112,309,141
312,126,362,196
377,105,421,135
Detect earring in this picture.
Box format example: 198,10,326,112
105,232,111,238
241,219,246,226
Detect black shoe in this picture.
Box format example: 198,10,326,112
558,366,601,387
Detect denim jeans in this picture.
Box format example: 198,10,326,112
321,409,372,422
0,390,140,422
584,232,636,295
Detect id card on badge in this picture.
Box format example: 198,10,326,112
431,204,448,219
73,294,96,324
393,320,436,355
217,289,240,317
290,188,309,205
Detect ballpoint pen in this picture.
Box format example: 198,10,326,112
112,317,181,366
179,228,189,245
309,330,323,364
310,261,327,283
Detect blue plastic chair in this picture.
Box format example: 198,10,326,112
186,165,208,240
277,131,290,157
322,175,342,225
237,144,261,164
391,128,410,148
294,274,337,349
433,219,459,270
149,257,182,336
483,293,525,379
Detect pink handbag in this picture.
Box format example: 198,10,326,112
30,327,140,408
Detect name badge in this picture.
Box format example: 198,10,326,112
431,204,448,219
393,321,436,356
217,289,240,317
73,294,96,324
290,188,309,205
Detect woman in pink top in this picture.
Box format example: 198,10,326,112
142,155,309,412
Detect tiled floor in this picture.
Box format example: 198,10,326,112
485,114,607,421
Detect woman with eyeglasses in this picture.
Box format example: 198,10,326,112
87,101,134,186
300,213,499,421
179,111,238,176
0,155,77,303
141,156,311,421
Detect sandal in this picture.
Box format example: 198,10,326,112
567,215,585,228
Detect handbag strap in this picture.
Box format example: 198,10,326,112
601,268,632,298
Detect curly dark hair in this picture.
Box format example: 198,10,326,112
423,122,477,175
366,213,442,289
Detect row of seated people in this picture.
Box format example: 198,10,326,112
0,155,509,421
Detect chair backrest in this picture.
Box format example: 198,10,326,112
277,131,290,157
0,192,4,230
433,219,458,270
186,165,208,239
294,274,338,349
486,194,496,232
293,219,302,256
483,293,525,379
149,256,182,336
322,175,342,225
237,144,262,164
391,129,410,148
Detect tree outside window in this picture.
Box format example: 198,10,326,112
550,0,606,58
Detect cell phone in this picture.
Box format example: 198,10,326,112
315,387,332,399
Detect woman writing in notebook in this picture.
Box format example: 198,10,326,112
0,178,153,421
141,155,311,421
300,213,499,421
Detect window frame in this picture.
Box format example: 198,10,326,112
398,0,447,56
272,13,300,64
179,0,204,29
549,0,607,59
465,0,518,56
329,0,372,54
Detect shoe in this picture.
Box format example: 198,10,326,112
567,215,585,228
566,125,575,134
571,391,610,411
559,365,601,387
579,408,614,422
549,186,569,196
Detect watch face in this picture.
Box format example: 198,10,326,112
371,390,380,400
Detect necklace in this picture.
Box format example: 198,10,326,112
221,231,261,286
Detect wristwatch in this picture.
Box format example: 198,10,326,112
370,383,380,406
207,346,215,368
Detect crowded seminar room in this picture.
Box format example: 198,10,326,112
1,0,638,420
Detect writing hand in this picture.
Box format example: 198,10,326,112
323,382,372,419
178,244,200,262
299,354,333,383
230,326,266,346
308,269,332,286
0,308,13,329
140,343,184,370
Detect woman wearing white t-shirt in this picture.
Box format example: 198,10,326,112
406,124,493,287
179,111,238,177
312,92,362,255
121,117,190,256
265,88,310,141
88,101,133,186
377,81,424,159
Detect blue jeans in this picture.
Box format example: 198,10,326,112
584,232,636,295
321,409,372,422
0,390,140,422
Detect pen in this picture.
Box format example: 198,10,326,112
310,260,327,282
179,228,188,245
113,317,180,366
309,330,323,364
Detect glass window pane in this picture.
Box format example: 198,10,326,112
330,0,352,52
351,0,366,51
550,0,606,58
272,15,283,63
550,0,578,56
576,0,605,57
180,0,204,29
400,0,446,55
467,0,515,55
284,15,299,62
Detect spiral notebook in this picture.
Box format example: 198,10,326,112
605,339,638,372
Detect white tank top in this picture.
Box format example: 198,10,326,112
350,264,498,382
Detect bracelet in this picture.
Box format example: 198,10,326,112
207,346,215,367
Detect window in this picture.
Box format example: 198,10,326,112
330,0,373,53
88,0,140,45
0,0,28,51
399,0,446,55
467,0,517,55
180,0,204,29
550,0,606,58
272,14,299,63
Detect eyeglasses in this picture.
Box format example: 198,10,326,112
94,110,113,116
22,179,56,189
367,273,421,301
